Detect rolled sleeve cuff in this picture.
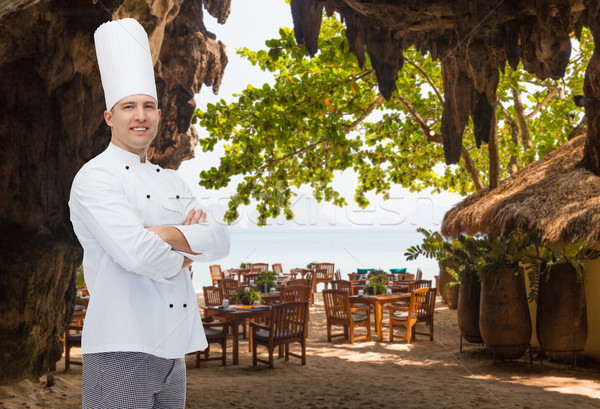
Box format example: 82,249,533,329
174,222,230,262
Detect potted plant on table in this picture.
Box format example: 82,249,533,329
255,271,278,293
239,262,251,269
363,272,388,295
229,287,262,305
306,261,318,269
522,236,600,363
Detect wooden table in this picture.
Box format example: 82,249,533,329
349,294,410,341
258,292,280,305
225,268,251,282
203,305,272,365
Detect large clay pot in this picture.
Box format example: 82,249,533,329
438,261,450,302
457,270,482,343
537,263,587,362
479,266,531,360
446,284,459,309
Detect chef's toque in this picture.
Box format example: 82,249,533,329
94,18,158,110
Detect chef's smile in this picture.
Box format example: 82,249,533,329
104,94,161,160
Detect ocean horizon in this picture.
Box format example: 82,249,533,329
191,226,440,291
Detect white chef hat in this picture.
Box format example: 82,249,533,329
94,18,158,110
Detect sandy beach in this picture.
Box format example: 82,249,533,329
1,294,599,409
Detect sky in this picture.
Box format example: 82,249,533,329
177,0,464,230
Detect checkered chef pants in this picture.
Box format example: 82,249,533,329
82,352,186,409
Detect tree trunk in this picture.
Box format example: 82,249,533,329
0,0,229,384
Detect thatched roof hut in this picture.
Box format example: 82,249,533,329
441,135,600,246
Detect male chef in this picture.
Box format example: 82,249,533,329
69,18,229,409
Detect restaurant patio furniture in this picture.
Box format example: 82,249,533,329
251,301,309,369
195,318,229,367
414,287,437,341
251,263,269,273
209,264,224,286
279,285,311,304
203,305,272,365
349,292,411,341
323,289,371,344
220,278,239,300
388,287,429,343
315,262,335,290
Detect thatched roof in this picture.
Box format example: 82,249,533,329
441,135,600,245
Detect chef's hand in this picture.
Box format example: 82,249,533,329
183,208,207,225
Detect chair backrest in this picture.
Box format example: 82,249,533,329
322,289,351,322
243,273,260,285
272,263,283,275
416,287,437,322
203,286,223,306
334,269,342,281
409,287,430,318
415,268,423,281
220,279,239,299
330,279,353,295
251,263,269,273
408,279,432,292
287,278,311,287
279,286,311,303
209,265,223,285
316,263,335,279
268,301,309,341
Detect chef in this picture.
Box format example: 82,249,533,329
69,18,229,409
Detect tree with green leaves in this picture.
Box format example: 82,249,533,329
194,15,591,225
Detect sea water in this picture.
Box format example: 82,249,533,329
191,227,440,290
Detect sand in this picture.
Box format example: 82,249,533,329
1,294,600,409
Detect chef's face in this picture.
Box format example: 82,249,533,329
104,94,161,160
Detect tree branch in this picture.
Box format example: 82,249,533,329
511,85,534,163
344,94,384,134
404,57,444,104
566,115,587,140
526,84,559,119
498,100,520,175
394,94,483,191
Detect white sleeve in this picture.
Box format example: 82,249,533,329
69,167,184,282
171,179,230,262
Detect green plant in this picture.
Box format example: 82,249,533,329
229,287,262,305
239,262,252,269
306,261,318,268
522,236,600,302
363,273,388,295
404,228,448,263
442,234,484,283
477,230,537,282
75,265,86,289
255,271,278,292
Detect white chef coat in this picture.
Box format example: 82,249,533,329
69,143,229,359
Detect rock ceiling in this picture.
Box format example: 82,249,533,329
291,0,593,165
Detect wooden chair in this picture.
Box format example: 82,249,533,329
251,263,269,273
322,289,371,344
279,285,311,303
408,279,432,292
334,269,342,281
415,268,423,281
287,278,311,287
243,273,260,286
203,286,223,309
388,287,429,343
286,268,303,279
64,323,83,370
209,264,223,286
414,287,437,341
330,279,353,295
220,278,239,300
251,301,309,369
194,317,229,366
272,263,283,275
315,262,335,290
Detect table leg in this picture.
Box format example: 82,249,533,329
231,318,240,365
375,302,384,341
